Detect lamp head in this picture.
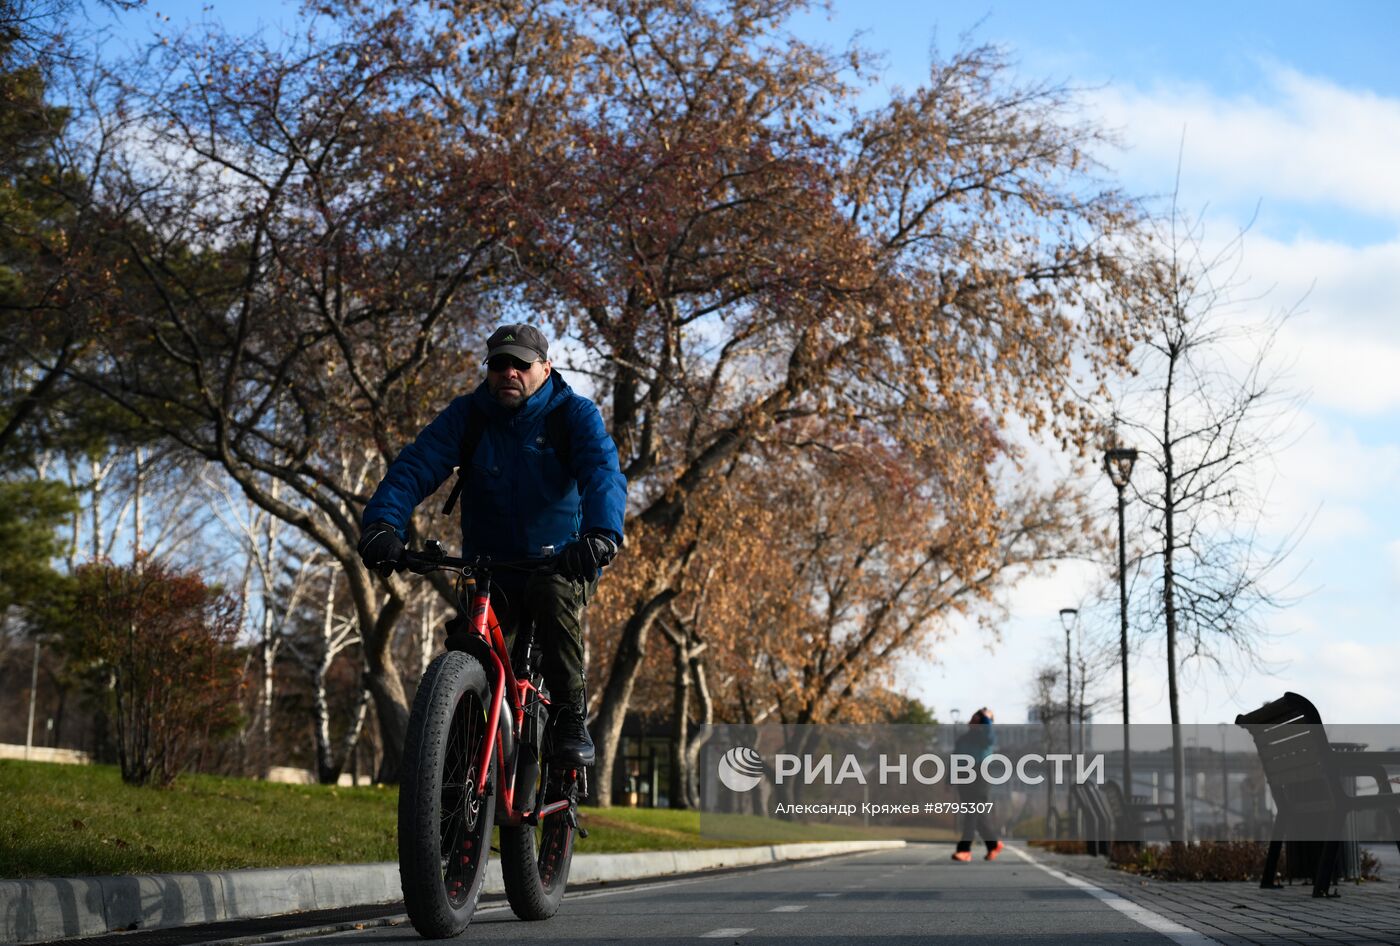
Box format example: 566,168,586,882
1104,446,1138,489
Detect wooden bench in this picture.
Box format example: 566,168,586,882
1070,781,1113,854
1101,780,1173,841
1235,691,1400,897
1068,780,1172,852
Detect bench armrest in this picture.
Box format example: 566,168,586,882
1333,750,1400,771
1348,793,1400,813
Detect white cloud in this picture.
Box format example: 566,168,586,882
1229,232,1400,414
1238,233,1400,332
1092,66,1400,218
1286,324,1400,415
995,559,1106,621
1276,637,1400,722
1091,70,1400,415
1263,418,1400,541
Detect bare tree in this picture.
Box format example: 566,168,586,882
1114,193,1302,839
656,580,715,809
204,473,325,775
284,564,372,785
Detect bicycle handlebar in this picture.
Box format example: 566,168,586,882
397,542,558,576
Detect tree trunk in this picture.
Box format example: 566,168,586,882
317,682,371,785
132,447,145,561
65,462,82,571
365,621,409,781
1163,344,1186,844
685,656,714,810
0,336,80,455
236,551,257,773
343,563,411,782
667,631,691,810
89,457,103,561
591,585,676,807
661,616,710,811
261,628,279,776
300,567,369,783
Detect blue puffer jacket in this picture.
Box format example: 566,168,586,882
362,371,627,559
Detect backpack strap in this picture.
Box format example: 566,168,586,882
441,403,488,516
544,401,574,477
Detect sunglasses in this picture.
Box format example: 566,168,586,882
487,355,538,373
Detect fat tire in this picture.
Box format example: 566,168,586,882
399,651,497,938
499,772,576,920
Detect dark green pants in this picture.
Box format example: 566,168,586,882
491,572,595,700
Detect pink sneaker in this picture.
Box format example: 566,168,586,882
985,841,1005,861
951,850,972,862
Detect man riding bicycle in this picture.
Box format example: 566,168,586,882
358,323,627,767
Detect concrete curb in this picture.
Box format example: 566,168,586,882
1,840,905,944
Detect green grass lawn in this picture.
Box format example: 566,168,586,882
0,760,922,878
1,760,399,878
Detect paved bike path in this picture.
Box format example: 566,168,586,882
180,846,1400,946
0,841,903,944
240,844,1203,946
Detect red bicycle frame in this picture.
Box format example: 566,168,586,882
464,579,574,826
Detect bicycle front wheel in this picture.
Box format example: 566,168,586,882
399,651,497,938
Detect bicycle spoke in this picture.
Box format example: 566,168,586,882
438,687,487,907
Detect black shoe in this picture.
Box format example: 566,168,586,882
552,693,595,767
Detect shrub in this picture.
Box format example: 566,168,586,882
49,558,244,786
1040,838,1387,884
1110,841,1271,881
1027,838,1092,855
1108,841,1392,883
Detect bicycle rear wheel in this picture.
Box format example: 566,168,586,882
499,765,579,920
399,651,497,938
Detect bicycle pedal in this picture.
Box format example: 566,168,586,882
577,826,589,839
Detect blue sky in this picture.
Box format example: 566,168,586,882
101,2,1399,725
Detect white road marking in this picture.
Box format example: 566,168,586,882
1008,846,1225,946
770,905,807,912
700,928,754,938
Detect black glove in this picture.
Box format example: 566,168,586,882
558,533,618,581
357,522,404,577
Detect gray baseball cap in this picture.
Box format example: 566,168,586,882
484,324,549,364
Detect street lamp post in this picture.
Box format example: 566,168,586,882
1059,607,1078,835
1219,723,1229,838
1059,608,1078,755
1104,445,1138,804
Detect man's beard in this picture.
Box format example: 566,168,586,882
493,383,529,408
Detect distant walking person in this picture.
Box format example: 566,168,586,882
952,707,1004,862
